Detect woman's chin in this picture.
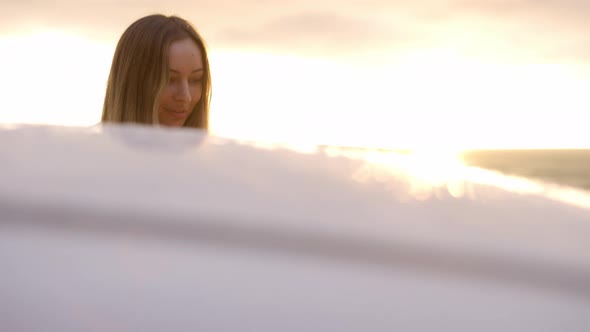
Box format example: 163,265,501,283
159,115,189,127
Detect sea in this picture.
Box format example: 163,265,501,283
460,149,590,193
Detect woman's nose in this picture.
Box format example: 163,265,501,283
174,81,191,102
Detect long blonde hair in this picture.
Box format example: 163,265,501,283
102,15,211,129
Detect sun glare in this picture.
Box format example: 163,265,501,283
209,48,589,151
0,32,588,150
371,49,590,150
0,30,113,127
328,147,590,210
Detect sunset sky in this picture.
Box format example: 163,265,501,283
0,0,588,149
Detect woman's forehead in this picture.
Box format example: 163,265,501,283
167,38,203,71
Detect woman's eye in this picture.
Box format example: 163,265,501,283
189,78,203,84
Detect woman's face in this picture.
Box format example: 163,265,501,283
158,38,204,127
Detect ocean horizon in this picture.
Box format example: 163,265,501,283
460,149,590,193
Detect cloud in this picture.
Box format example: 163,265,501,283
214,11,416,56
0,0,589,65
442,0,590,62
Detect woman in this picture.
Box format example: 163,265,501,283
102,14,211,129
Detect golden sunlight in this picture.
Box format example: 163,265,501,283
369,49,590,150
0,30,113,126
209,48,589,150
332,147,590,210
1,33,588,150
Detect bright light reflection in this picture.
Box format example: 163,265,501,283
321,147,590,210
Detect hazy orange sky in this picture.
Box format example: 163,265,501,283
0,0,588,149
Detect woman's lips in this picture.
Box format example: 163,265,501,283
164,108,189,119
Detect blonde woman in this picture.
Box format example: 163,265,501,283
102,14,211,129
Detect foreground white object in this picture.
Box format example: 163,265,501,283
1,124,589,331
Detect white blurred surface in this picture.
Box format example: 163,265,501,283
1,124,589,331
